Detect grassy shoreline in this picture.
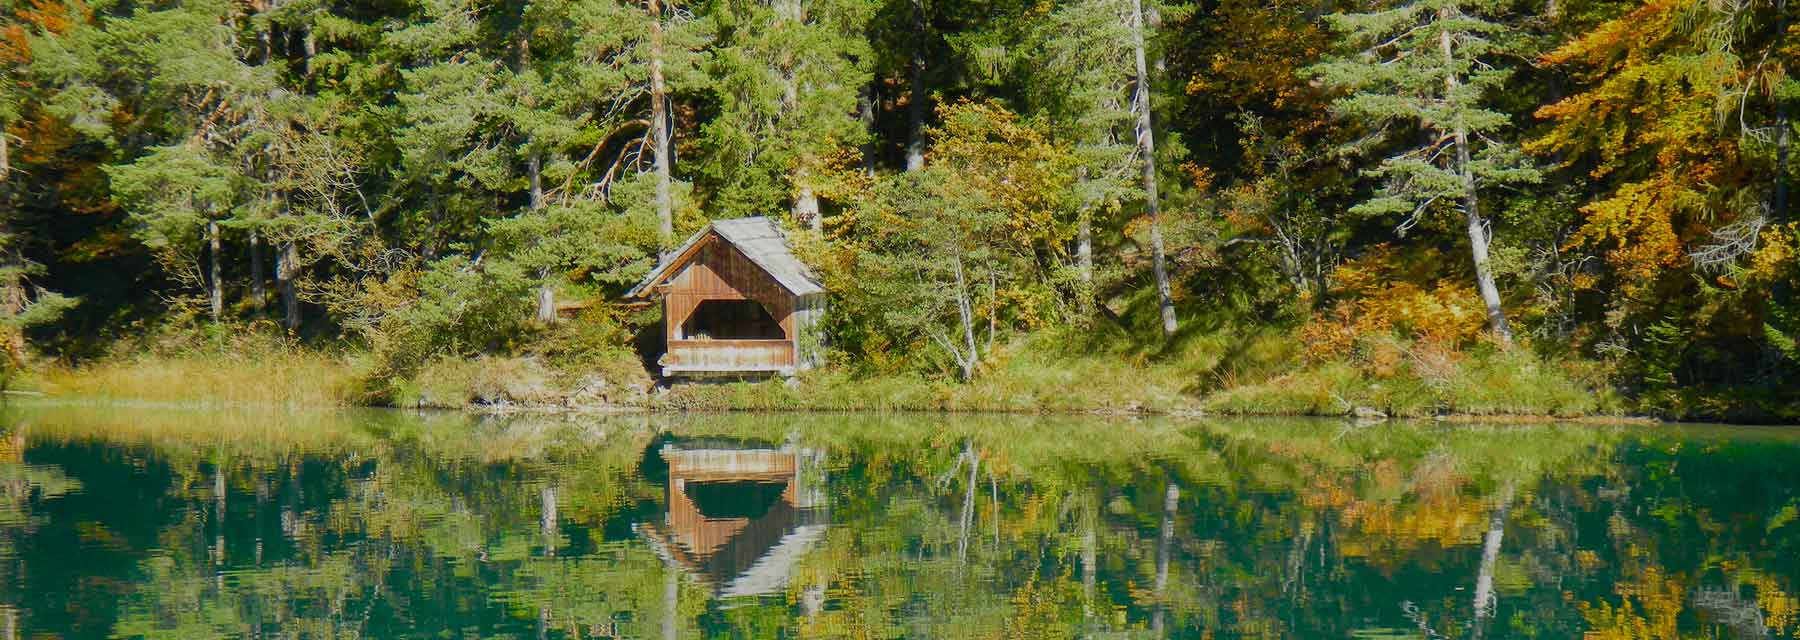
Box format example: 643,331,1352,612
24,326,1794,422
14,348,1658,422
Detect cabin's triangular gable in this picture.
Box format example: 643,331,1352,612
627,217,823,299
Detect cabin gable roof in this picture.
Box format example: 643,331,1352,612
627,217,824,298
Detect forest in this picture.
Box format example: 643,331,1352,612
1,0,1798,419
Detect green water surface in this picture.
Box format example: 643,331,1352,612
1,403,1798,638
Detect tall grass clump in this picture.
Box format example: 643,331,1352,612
30,323,360,408
1204,334,1615,418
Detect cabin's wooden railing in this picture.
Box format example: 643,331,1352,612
665,339,795,371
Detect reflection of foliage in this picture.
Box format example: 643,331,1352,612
496,547,695,639
1578,565,1685,640
0,458,80,553
2,407,1800,638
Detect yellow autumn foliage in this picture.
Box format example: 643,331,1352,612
1299,245,1488,361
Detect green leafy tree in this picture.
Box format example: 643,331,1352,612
849,101,1075,380
35,0,282,323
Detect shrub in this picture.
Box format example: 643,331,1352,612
345,257,537,401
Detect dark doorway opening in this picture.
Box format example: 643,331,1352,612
681,299,784,340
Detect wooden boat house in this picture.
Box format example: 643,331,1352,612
627,217,826,377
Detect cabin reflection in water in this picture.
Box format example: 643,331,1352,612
636,441,827,600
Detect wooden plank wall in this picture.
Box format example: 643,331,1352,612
659,234,797,344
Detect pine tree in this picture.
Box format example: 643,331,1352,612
50,0,281,322
699,0,873,228
1310,0,1539,342
1024,0,1141,317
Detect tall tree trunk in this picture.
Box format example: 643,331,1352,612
1778,0,1795,309
536,272,557,325
904,1,929,172
527,149,557,325
517,35,560,325
1778,0,1792,224
773,30,823,230
795,183,821,231
1151,480,1179,634
250,17,269,323
1440,16,1511,342
528,153,544,212
1130,0,1177,337
207,219,223,322
954,255,979,381
301,23,317,77
860,82,879,177
249,227,264,318
277,241,300,333
787,71,821,230
1076,168,1096,318
1078,213,1093,301
905,54,928,172
649,0,675,244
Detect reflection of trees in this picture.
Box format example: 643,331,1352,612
1572,430,1800,639
1470,483,1512,640
1172,421,1621,637
4,405,668,638
1,423,80,638
3,406,1800,639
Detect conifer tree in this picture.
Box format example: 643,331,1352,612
699,0,872,228
1311,0,1539,342
1026,0,1140,316
43,0,279,322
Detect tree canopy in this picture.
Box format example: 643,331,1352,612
0,0,1797,416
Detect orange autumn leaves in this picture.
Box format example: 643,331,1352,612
3,0,81,64
1299,0,1790,358
1530,0,1759,290
1299,245,1489,360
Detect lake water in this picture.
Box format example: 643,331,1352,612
1,404,1797,639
